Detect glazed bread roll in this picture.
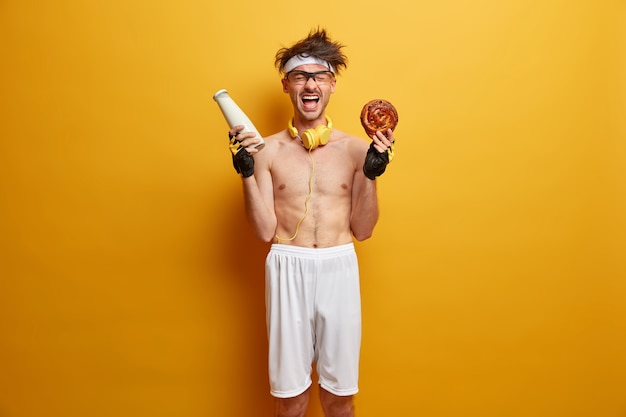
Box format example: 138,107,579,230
360,99,398,138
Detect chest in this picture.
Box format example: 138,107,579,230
271,145,355,197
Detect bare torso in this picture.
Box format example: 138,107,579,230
255,129,367,248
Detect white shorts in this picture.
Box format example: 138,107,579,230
265,243,361,398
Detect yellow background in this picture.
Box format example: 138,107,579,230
1,1,625,416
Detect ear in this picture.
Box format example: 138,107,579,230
330,77,336,94
281,78,289,93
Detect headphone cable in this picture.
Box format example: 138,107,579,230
275,145,314,243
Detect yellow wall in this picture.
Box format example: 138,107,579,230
1,1,624,416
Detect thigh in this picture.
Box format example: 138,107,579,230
314,251,362,396
265,249,316,398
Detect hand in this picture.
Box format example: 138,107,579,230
371,129,395,155
228,126,260,178
228,125,262,152
363,129,396,180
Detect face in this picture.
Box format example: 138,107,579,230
281,64,336,123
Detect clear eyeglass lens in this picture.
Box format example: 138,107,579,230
288,71,333,85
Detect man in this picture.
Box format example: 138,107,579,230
226,28,395,417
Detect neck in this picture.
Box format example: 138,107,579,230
294,114,327,131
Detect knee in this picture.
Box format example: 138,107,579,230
275,390,310,417
320,389,354,417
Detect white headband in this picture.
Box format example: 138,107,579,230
284,54,334,74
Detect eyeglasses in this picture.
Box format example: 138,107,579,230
285,70,335,85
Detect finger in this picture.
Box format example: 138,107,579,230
383,130,395,144
374,131,391,148
239,136,261,150
372,140,386,153
228,125,245,138
386,129,395,144
375,130,389,141
237,131,256,141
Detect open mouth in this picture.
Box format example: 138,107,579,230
301,94,320,110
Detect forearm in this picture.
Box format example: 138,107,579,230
350,176,379,241
242,176,277,242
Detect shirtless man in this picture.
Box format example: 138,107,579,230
226,29,395,417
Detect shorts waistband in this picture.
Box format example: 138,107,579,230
269,242,355,259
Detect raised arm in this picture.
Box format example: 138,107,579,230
229,127,277,242
349,129,396,241
350,168,379,241
241,161,276,242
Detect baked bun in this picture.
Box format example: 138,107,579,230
360,99,398,138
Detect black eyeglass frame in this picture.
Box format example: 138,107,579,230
284,70,335,84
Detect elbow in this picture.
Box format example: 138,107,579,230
255,222,277,243
257,231,275,243
352,228,374,242
351,215,378,241
248,215,277,243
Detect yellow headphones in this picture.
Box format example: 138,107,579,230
288,116,333,150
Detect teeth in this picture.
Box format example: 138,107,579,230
303,95,319,100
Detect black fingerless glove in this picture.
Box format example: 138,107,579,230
229,135,254,178
363,142,394,180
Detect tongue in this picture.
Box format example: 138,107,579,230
302,99,318,111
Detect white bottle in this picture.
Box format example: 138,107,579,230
213,89,265,150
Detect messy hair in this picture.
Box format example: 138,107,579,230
274,28,348,75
